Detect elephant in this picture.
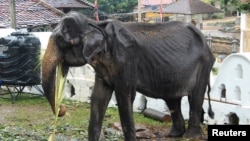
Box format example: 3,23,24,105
42,11,215,140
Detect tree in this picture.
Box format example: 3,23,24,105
238,0,250,13
220,0,240,16
89,0,137,14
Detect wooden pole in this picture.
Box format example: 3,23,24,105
9,0,16,29
138,0,141,22
143,108,171,122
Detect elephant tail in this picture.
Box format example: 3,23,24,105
206,45,215,119
207,75,214,119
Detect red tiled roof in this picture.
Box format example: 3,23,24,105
0,0,64,28
44,0,94,8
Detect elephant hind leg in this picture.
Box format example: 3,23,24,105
183,102,208,139
183,125,203,139
183,94,204,139
165,97,185,137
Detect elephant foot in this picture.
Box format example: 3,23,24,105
166,127,185,137
183,126,202,139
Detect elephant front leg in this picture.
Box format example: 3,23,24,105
165,97,185,137
115,88,136,141
88,77,113,141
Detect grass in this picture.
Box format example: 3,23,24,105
0,92,172,140
0,92,208,141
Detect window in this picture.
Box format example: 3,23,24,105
235,64,243,79
233,86,241,101
220,84,226,101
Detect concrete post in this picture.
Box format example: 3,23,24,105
197,14,203,30
185,14,192,23
240,13,250,52
138,0,141,22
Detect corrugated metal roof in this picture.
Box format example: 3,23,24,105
0,0,64,28
141,0,173,6
162,0,222,14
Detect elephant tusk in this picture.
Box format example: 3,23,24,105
70,37,80,45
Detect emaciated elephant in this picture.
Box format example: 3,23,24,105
42,11,215,140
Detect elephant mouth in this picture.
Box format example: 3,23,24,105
61,43,87,67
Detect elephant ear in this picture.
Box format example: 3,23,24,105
98,20,138,63
82,30,106,64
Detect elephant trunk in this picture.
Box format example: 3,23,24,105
42,36,65,117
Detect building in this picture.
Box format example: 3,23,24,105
202,53,250,124
113,0,173,22
0,0,64,31
44,0,108,20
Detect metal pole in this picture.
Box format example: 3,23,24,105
9,0,16,29
160,0,163,22
207,34,212,49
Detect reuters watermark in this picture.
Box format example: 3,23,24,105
208,125,249,139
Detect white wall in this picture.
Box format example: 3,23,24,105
203,53,250,124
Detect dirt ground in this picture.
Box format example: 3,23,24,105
0,94,208,141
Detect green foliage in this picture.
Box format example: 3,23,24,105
212,67,219,75
203,0,213,4
49,62,67,141
219,0,250,13
89,0,137,14
238,0,250,13
218,0,239,16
